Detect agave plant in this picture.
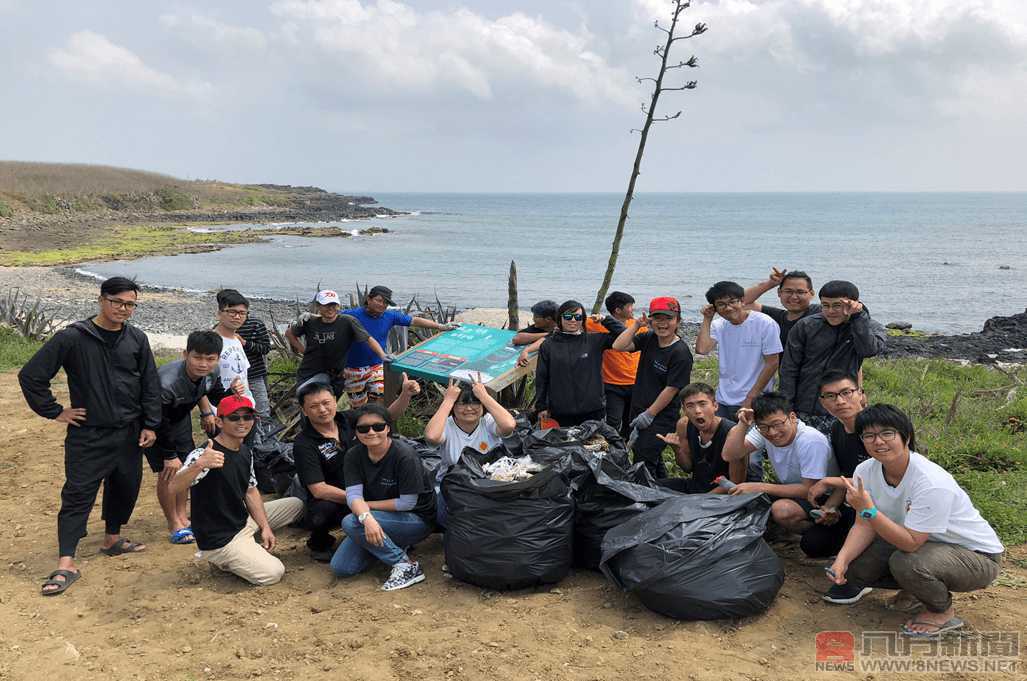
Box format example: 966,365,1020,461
0,288,58,340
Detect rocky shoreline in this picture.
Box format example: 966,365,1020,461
882,309,1027,364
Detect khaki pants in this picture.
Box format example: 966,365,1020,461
201,497,305,586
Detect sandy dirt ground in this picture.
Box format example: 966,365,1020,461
0,371,1024,681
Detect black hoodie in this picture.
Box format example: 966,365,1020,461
535,316,625,416
19,319,161,430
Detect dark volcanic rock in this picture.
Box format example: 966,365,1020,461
886,321,913,331
882,308,1027,363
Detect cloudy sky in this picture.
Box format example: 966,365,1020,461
3,0,1026,192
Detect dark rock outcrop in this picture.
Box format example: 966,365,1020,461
883,309,1027,363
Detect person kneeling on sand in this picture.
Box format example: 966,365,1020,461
171,395,304,586
331,405,436,591
423,375,516,526
822,404,1004,637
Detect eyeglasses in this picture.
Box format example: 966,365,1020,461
780,288,811,297
756,418,791,434
104,297,138,310
356,422,389,434
223,413,256,422
561,313,584,321
220,309,248,318
860,429,899,443
820,387,861,402
714,298,742,310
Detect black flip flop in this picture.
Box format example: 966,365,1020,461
100,538,146,556
41,569,80,596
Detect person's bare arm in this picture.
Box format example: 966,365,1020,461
307,481,347,504
512,330,549,346
643,386,679,418
386,372,421,420
424,379,460,445
516,336,546,367
473,379,516,436
722,409,759,462
695,305,717,355
285,327,305,355
611,316,645,351
743,354,780,408
244,486,276,551
730,477,814,500
742,267,787,307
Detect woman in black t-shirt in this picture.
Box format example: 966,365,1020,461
329,404,436,591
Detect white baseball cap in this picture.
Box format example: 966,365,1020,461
315,290,341,305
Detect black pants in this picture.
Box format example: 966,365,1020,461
59,425,142,557
799,504,857,558
550,408,607,428
306,498,348,551
715,403,743,420
603,384,633,437
629,410,678,479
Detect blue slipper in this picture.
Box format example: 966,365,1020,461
901,617,964,638
169,528,195,545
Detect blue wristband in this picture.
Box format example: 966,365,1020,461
859,506,878,520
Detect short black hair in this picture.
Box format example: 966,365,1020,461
819,280,859,300
855,403,917,451
556,300,585,330
604,291,634,315
456,385,482,406
681,382,716,402
186,330,223,356
780,271,813,291
297,381,335,407
752,392,793,422
817,370,859,392
216,288,250,310
705,281,745,305
530,300,558,320
354,403,394,434
100,276,140,297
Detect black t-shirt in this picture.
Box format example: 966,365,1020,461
687,418,734,489
184,440,256,551
518,324,549,334
631,332,693,417
343,439,436,523
292,316,370,381
293,412,355,490
829,419,867,477
762,304,822,349
91,320,122,347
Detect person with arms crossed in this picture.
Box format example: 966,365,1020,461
696,281,782,419
823,405,1003,638
612,296,693,478
721,392,839,535
343,284,455,407
170,395,305,586
19,276,160,596
292,374,422,561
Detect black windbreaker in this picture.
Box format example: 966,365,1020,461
19,319,161,430
534,317,625,416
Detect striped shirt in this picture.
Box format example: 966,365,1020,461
237,316,271,379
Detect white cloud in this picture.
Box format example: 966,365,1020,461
48,30,212,98
159,13,267,51
270,0,634,106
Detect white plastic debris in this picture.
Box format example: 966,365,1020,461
482,456,543,481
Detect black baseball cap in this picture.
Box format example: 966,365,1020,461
368,285,394,305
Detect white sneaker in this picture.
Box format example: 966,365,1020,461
382,561,425,591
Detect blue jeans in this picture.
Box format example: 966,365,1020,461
331,510,432,576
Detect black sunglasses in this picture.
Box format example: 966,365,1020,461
356,422,389,434
561,313,584,321
223,413,256,422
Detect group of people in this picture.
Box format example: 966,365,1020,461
18,271,1004,638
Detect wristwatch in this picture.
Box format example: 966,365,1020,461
358,512,371,524
859,506,878,520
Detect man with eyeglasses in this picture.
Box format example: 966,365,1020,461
20,276,161,596
171,395,304,585
779,280,886,433
722,392,838,536
696,281,783,420
741,267,821,349
214,289,254,402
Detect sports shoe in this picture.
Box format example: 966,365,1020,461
382,561,425,592
822,583,873,604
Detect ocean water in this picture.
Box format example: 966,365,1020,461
80,193,1027,333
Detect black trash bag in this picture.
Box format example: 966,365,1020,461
442,448,574,590
513,419,629,487
573,457,679,570
394,435,444,477
252,438,296,496
600,493,784,620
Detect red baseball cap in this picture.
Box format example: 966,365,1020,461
217,394,256,417
648,296,681,316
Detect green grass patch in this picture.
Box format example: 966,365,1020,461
0,325,43,371
0,224,263,266
0,197,13,218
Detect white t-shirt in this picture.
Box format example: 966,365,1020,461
218,335,252,398
440,414,502,467
854,452,1004,554
710,311,783,405
746,420,838,484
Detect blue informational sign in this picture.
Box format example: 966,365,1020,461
387,325,523,385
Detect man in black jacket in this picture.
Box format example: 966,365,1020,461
779,280,886,432
19,277,161,596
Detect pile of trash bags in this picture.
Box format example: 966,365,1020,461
250,418,296,496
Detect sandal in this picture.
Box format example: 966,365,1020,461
41,569,80,596
901,617,964,638
100,538,147,556
169,528,195,545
